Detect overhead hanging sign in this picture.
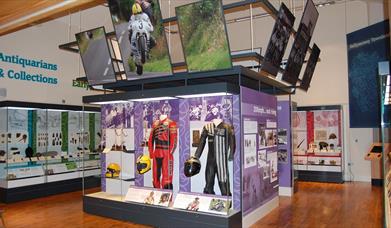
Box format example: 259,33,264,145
0,52,59,85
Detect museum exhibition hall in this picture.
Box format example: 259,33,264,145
0,0,389,227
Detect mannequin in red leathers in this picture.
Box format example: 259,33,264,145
148,114,177,189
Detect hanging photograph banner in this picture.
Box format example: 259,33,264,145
176,0,232,73
75,27,116,86
107,0,172,79
300,43,321,91
282,0,319,85
261,3,295,77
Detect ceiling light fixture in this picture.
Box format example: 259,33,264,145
90,100,128,105
129,97,177,102
176,92,232,99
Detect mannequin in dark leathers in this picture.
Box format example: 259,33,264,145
194,121,235,196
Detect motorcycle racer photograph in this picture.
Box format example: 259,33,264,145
128,3,156,74
108,0,171,79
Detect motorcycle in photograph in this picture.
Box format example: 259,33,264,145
129,18,152,75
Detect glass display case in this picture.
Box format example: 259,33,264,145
0,101,101,202
82,86,281,227
379,62,391,227
292,106,344,183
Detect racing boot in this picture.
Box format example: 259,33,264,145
218,181,232,196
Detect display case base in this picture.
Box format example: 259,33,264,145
298,171,344,183
0,176,100,203
83,195,242,228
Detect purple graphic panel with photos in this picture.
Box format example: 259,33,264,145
241,87,278,216
101,103,125,129
277,101,292,188
203,96,233,123
124,102,135,129
142,100,179,127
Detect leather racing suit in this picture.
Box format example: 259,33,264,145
148,117,177,189
194,122,235,196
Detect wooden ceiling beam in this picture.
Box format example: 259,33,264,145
0,0,106,36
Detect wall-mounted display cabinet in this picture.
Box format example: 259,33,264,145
292,106,344,183
379,62,391,227
0,101,101,202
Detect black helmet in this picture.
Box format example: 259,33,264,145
184,156,201,177
25,146,33,158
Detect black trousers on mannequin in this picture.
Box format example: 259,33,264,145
203,150,231,196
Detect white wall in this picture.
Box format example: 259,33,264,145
291,0,385,182
0,6,113,106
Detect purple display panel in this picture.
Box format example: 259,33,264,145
134,102,144,186
101,153,106,191
188,97,203,121
101,103,125,129
179,99,190,192
100,105,108,190
101,105,107,148
241,87,278,216
277,101,292,188
232,95,241,211
203,96,233,123
143,100,179,125
124,102,135,128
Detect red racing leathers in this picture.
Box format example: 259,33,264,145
148,118,177,189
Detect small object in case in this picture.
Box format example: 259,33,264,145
136,155,151,174
192,130,200,147
25,147,34,160
105,163,121,178
184,156,201,177
319,141,328,150
328,133,337,139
